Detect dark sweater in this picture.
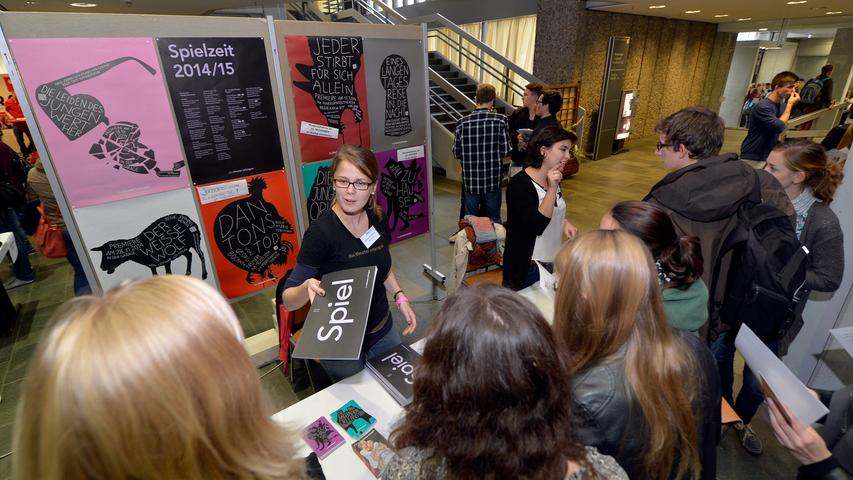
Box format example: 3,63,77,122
502,170,552,290
741,98,786,161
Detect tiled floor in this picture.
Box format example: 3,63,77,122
0,132,802,479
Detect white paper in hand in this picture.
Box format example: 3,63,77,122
830,327,853,358
735,324,829,425
536,261,556,291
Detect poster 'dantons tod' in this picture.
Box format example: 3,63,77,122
196,170,300,299
285,35,370,163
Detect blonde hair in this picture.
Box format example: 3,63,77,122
14,276,305,480
554,230,700,480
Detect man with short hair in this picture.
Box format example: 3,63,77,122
740,71,800,161
508,82,543,177
533,90,563,134
452,83,510,223
645,106,794,457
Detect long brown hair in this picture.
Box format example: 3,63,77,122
773,139,844,204
330,144,384,218
15,276,305,480
608,201,703,290
554,230,700,479
391,283,587,479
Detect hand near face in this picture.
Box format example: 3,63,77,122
788,90,801,106
546,166,563,190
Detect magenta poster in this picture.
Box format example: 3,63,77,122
375,145,429,243
9,37,188,207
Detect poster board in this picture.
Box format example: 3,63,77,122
273,20,431,244
0,12,301,300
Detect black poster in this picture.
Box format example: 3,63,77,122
158,37,285,184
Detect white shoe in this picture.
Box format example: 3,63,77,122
3,277,34,290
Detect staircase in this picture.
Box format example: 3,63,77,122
285,0,540,180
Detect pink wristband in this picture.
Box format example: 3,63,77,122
395,295,409,305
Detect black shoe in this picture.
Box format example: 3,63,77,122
734,423,763,455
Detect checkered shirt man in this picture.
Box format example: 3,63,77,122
452,108,511,194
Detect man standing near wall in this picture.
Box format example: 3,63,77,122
740,71,800,162
645,106,794,456
452,83,510,223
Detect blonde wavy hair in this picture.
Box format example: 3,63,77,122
554,230,700,480
14,276,305,480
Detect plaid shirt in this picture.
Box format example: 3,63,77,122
452,108,511,194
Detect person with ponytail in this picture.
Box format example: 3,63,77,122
600,201,707,335
282,145,417,381
764,139,844,356
554,230,720,480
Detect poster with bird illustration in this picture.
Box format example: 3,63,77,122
284,35,370,164
196,170,300,298
8,37,188,208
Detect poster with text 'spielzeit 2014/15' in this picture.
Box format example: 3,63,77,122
8,37,189,208
285,35,370,164
158,37,285,185
75,188,216,293
375,145,429,243
196,170,300,299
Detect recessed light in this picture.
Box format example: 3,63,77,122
759,28,768,31
738,17,752,21
826,11,842,14
786,1,806,4
684,10,701,14
69,2,97,7
714,14,729,17
25,0,35,4
649,5,666,9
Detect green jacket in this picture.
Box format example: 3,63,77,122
662,280,709,335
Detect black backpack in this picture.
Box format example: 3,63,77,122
799,77,826,105
710,170,809,343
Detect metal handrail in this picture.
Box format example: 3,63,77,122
781,102,848,141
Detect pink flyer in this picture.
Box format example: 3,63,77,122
9,37,188,207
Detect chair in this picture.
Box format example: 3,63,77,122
275,270,331,392
450,222,506,292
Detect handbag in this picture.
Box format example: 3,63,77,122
34,204,67,258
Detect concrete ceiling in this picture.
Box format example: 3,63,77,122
0,0,279,15
585,0,850,23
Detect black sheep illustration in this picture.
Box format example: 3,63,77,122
91,214,208,278
214,177,295,284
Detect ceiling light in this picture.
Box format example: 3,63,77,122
69,2,97,6
759,28,768,31
649,4,666,8
738,17,752,21
786,1,807,4
684,10,701,14
826,11,842,14
714,14,729,17
25,1,35,4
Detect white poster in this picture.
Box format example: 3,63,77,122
75,188,216,292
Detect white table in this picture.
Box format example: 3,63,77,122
272,285,557,480
273,340,425,480
0,232,19,327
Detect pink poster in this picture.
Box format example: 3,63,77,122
9,38,188,207
375,145,429,243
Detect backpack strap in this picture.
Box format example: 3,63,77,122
780,245,808,291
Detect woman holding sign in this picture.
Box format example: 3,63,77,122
282,145,417,381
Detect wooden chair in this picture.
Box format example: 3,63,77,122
462,267,503,287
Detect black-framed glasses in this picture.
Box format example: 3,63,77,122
333,178,373,190
656,142,673,151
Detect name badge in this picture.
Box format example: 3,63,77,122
361,226,380,248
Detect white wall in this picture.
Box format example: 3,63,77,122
719,41,759,128
756,42,798,84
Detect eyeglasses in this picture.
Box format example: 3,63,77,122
333,178,373,190
656,142,673,151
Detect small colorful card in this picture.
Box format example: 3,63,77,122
351,429,396,478
330,400,377,439
301,416,345,459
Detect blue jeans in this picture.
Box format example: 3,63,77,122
463,188,502,223
0,207,34,281
319,324,402,382
711,331,779,424
62,229,91,296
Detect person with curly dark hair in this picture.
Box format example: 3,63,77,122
384,283,627,480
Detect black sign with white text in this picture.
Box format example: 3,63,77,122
158,37,284,184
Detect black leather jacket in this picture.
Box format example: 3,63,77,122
571,331,720,480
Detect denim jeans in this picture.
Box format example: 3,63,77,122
463,188,502,223
0,207,34,281
62,229,91,296
319,324,402,382
711,331,779,424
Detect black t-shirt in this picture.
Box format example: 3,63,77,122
296,209,393,348
508,107,537,166
533,114,561,135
